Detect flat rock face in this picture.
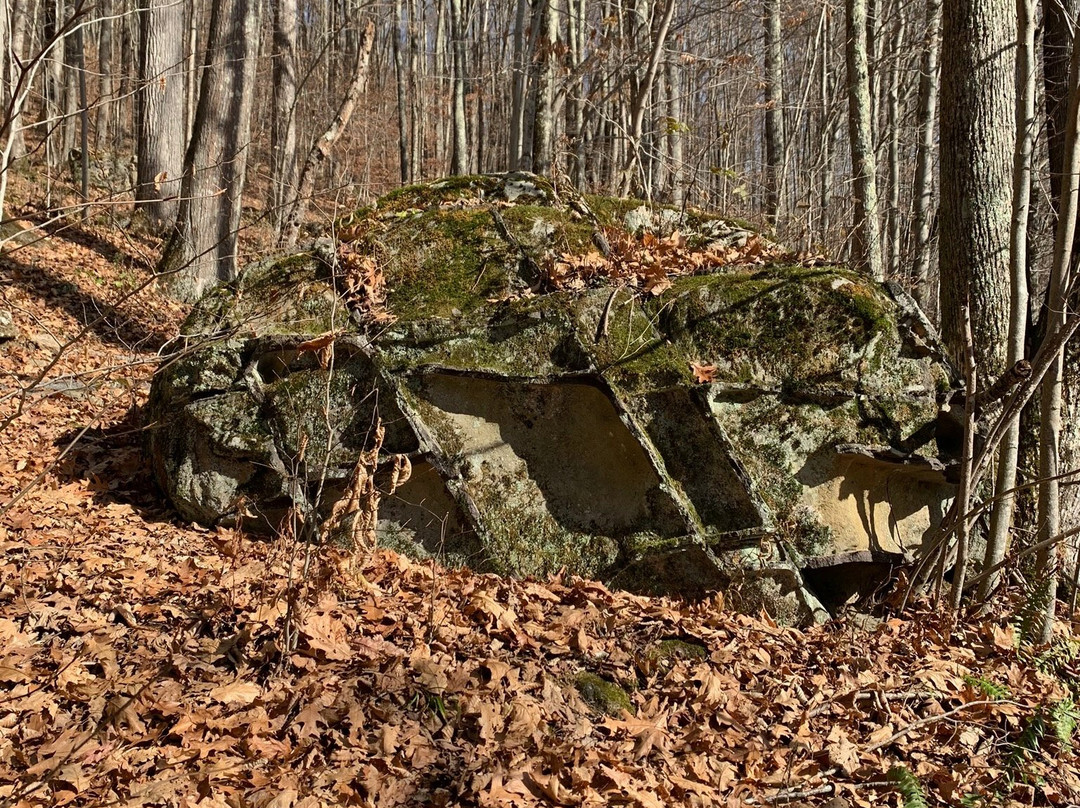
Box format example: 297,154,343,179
148,173,957,622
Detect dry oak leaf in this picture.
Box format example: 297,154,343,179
691,361,717,384
208,680,261,706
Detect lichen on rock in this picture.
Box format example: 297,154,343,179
148,172,958,624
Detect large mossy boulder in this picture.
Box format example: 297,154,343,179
148,173,957,623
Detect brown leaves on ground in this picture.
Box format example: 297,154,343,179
1,212,1078,807
337,241,395,326
547,228,789,295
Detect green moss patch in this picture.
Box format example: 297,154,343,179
574,672,634,717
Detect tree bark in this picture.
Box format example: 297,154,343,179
910,0,942,310
1036,29,1080,643
448,0,468,175
1043,0,1080,544
980,0,1036,602
393,0,410,183
158,0,262,302
532,0,558,176
269,0,299,237
94,0,113,150
136,0,186,231
281,19,376,248
845,0,884,281
616,0,675,196
938,0,1014,376
763,0,785,226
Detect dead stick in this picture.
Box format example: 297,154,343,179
866,699,1020,753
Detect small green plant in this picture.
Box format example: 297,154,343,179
887,765,928,808
1014,577,1052,648
962,673,1009,700
1050,698,1079,745
1005,711,1046,781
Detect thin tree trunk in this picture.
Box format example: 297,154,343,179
393,0,410,183
158,0,262,302
910,0,941,309
1035,25,1080,644
5,0,29,161
939,0,1014,376
281,19,376,248
532,0,558,176
136,0,186,231
269,0,299,237
409,0,423,181
885,10,905,277
763,0,784,226
448,0,467,175
980,0,1036,603
94,0,113,150
666,55,683,206
618,0,675,196
845,0,884,281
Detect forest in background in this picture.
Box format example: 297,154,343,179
0,0,1079,717
3,0,1080,804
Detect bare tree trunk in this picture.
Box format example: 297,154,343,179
281,19,375,248
94,0,113,150
184,0,197,144
980,0,1036,602
666,55,683,206
939,0,1013,376
911,0,941,309
409,0,424,180
5,0,30,161
763,0,784,226
158,0,262,302
269,0,298,237
618,0,675,196
885,10,905,277
1035,19,1080,643
448,0,467,175
136,0,186,231
532,0,558,176
393,0,410,183
845,0,884,281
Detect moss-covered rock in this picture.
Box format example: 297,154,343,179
573,672,634,717
148,172,958,622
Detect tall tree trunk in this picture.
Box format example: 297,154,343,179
763,0,785,226
532,0,558,176
448,0,467,175
939,0,1014,376
1041,0,1080,615
911,0,942,310
885,10,905,277
618,0,675,196
95,0,113,150
5,0,30,161
158,0,262,302
136,0,186,231
1036,26,1080,642
666,55,683,206
281,19,376,248
269,0,298,237
845,0,884,281
409,0,424,181
980,0,1036,601
393,0,410,183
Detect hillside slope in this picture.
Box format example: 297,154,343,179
0,215,1077,807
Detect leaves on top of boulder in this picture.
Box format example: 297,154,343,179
547,227,790,294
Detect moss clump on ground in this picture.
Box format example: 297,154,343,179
574,672,634,717
645,639,709,666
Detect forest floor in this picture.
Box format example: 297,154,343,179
0,193,1079,808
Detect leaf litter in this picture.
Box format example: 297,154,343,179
0,213,1078,807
